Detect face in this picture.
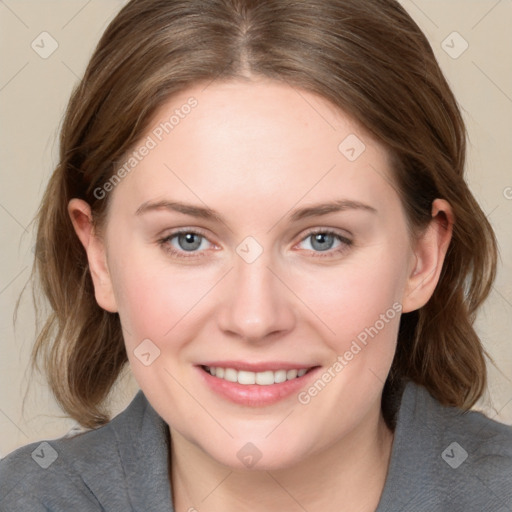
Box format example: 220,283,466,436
75,77,437,470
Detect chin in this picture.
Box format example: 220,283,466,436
199,436,312,472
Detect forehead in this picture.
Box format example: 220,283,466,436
108,78,399,223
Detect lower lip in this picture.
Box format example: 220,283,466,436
196,366,321,406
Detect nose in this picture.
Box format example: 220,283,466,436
216,249,296,344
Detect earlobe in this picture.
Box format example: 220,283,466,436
67,198,118,313
401,199,454,313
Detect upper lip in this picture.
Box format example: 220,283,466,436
198,361,318,372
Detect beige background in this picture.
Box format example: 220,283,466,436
0,0,511,457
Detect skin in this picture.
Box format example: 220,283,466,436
69,77,453,512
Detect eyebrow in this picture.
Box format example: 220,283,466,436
134,198,377,223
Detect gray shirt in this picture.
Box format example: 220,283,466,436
1,380,511,511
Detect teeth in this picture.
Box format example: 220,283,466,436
204,366,311,385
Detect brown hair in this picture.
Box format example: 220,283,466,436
24,0,497,429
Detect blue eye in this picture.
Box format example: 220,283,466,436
174,232,204,251
306,232,337,251
158,230,213,258
297,230,352,257
158,228,352,259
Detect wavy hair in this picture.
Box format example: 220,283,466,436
23,0,497,429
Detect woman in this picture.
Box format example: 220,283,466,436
1,0,511,510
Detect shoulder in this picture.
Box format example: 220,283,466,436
381,380,512,511
409,379,512,467
0,427,113,511
0,391,151,511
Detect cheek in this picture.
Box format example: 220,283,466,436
294,243,409,343
109,225,410,362
110,252,216,349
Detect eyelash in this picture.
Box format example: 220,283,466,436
157,228,353,259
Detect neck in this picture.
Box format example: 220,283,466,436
168,406,395,512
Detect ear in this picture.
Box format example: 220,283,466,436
68,198,118,313
401,199,454,313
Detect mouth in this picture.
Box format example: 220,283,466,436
200,365,315,385
196,362,321,407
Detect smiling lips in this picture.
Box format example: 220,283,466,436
202,365,310,385
197,361,320,406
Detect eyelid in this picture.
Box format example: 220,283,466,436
157,227,217,258
292,227,353,257
158,226,353,259
160,226,211,239
298,226,352,242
